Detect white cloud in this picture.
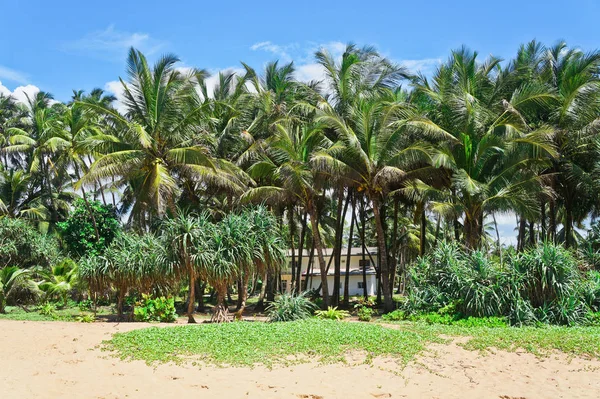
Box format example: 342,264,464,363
0,81,41,105
250,41,296,62
0,66,29,84
399,58,442,77
104,80,128,115
63,25,165,59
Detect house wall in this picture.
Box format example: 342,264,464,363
304,274,377,296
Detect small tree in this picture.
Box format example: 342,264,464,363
0,266,33,313
57,199,120,257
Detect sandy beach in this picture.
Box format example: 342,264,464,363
1,319,599,398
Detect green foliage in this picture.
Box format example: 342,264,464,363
0,217,61,269
134,294,177,323
405,241,599,326
315,306,350,320
266,292,317,322
76,313,96,323
38,259,81,306
57,199,120,257
78,299,93,311
382,309,408,321
0,266,38,312
104,319,443,367
38,302,56,316
357,306,374,322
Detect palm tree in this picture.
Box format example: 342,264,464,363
410,47,557,249
0,266,33,313
315,92,436,311
3,92,69,230
79,48,245,228
38,258,81,307
243,122,334,306
161,211,213,323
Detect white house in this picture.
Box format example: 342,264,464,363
281,247,379,296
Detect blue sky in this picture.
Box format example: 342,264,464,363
1,0,598,243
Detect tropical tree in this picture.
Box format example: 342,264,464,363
410,47,557,250
0,266,34,313
161,211,213,323
79,48,246,228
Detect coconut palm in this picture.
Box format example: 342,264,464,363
410,47,557,250
243,121,334,306
79,48,245,228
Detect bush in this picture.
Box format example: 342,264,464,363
57,199,120,257
134,295,177,323
315,306,350,320
266,292,317,322
0,218,61,269
381,309,408,321
76,313,96,323
403,241,600,326
357,306,374,322
38,302,56,316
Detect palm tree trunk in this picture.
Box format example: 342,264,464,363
464,208,483,249
371,195,393,312
307,201,329,307
565,202,574,249
288,206,296,292
517,217,527,252
333,188,349,306
187,267,196,323
549,198,557,243
195,281,205,312
343,192,356,308
295,211,307,293
211,286,230,323
389,197,399,294
419,203,427,256
255,271,268,311
237,274,250,314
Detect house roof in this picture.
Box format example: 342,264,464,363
285,247,378,257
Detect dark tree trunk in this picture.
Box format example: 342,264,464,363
187,265,196,323
464,208,483,249
295,212,308,293
419,203,427,256
517,217,527,252
529,221,535,246
288,206,296,292
255,272,268,311
549,198,557,243
371,195,393,312
343,192,355,308
333,188,349,306
540,200,547,241
211,287,230,323
565,202,574,249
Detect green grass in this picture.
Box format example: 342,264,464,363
103,319,444,367
104,319,600,368
0,305,110,321
391,321,600,359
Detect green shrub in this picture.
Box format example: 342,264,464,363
78,299,93,311
38,302,56,316
57,199,120,257
357,306,374,322
315,306,350,320
382,309,408,321
266,292,317,322
76,313,96,323
404,241,599,326
134,295,177,323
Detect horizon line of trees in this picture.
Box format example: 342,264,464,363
2,40,600,312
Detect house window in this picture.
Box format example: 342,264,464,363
359,259,370,268
357,281,364,289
